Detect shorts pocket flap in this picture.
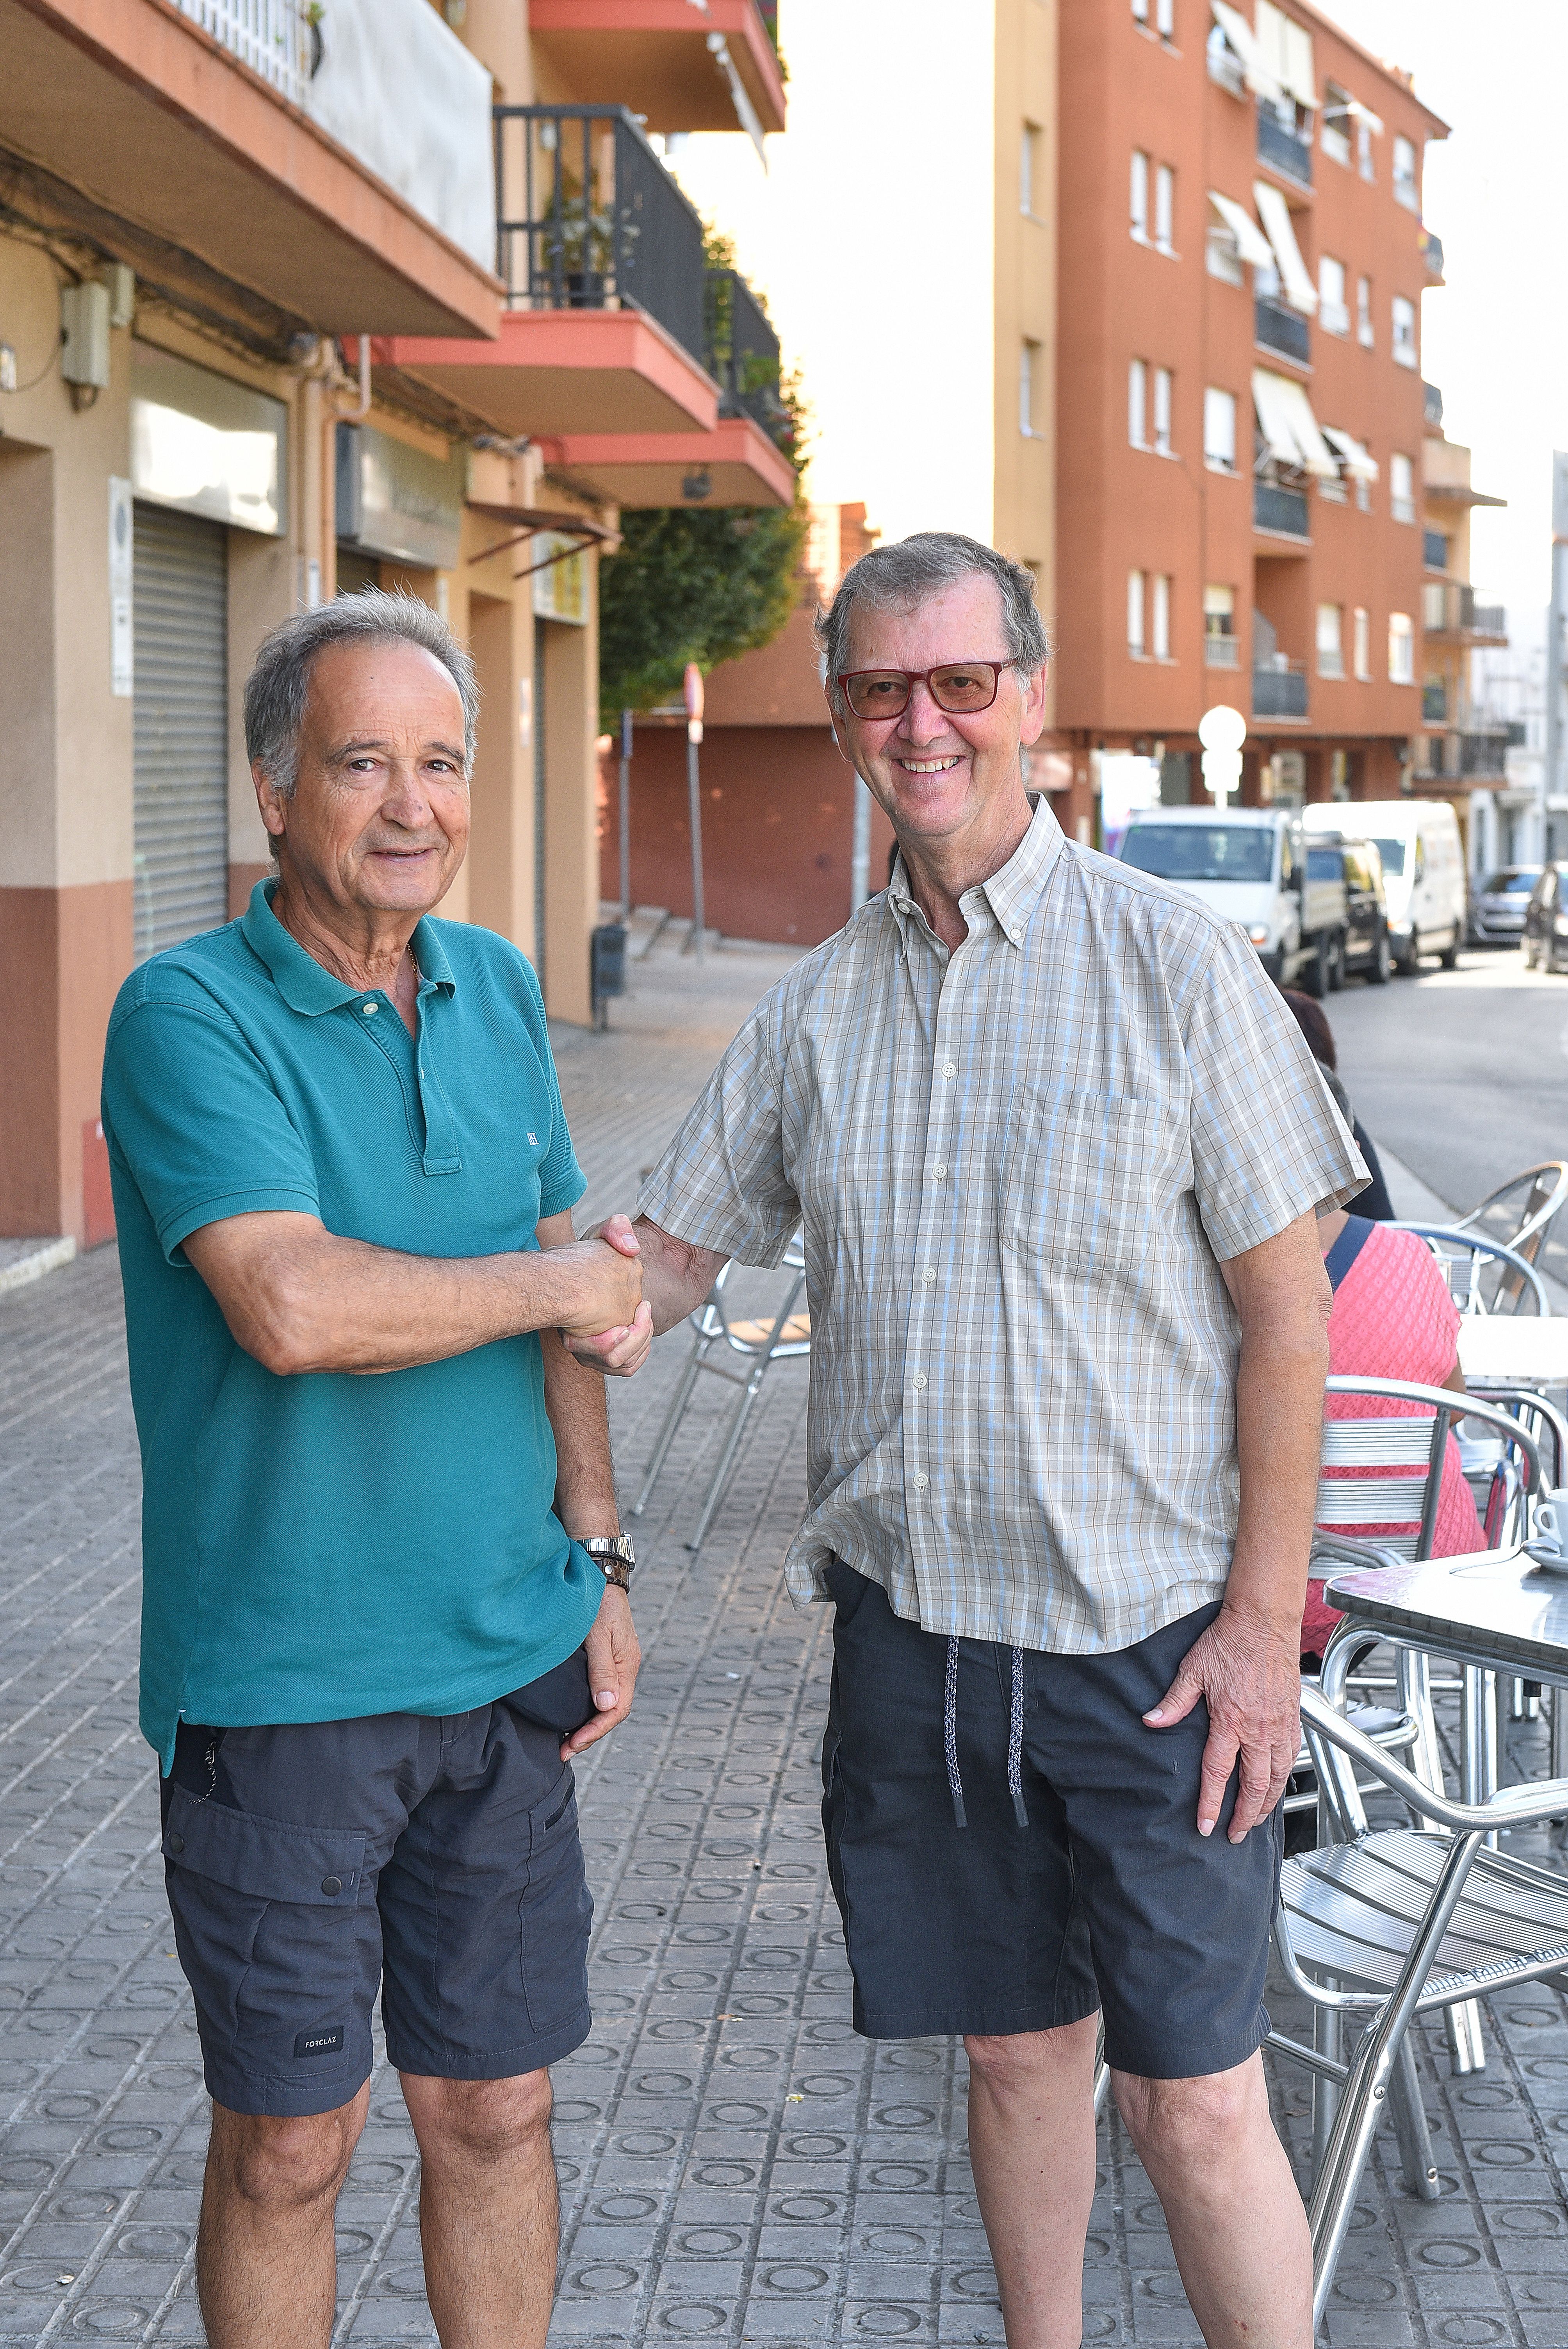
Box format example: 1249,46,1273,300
162,1788,365,1904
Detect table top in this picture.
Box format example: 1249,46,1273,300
1456,1317,1568,1388
1324,1552,1568,1680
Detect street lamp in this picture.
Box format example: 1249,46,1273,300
1198,703,1246,805
684,661,707,966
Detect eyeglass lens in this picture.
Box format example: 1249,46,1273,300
843,664,1001,720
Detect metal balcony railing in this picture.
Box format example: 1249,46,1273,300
1253,663,1308,719
176,0,310,102
1424,529,1450,571
1424,381,1444,426
1473,604,1507,638
1255,298,1311,367
1461,730,1509,779
1418,226,1445,276
1254,481,1310,538
1422,682,1449,724
704,269,792,453
1425,584,1508,640
1257,106,1313,185
1204,633,1241,669
494,104,707,364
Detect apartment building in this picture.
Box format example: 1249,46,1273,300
1049,0,1448,833
0,0,791,1251
1413,385,1509,866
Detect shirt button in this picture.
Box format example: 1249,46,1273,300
932,1162,947,1180
941,1061,957,1079
912,1472,930,1492
912,1371,927,1390
921,1265,937,1283
361,1001,378,1015
321,1875,343,1896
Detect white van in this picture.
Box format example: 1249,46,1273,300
1118,806,1348,994
1303,800,1464,973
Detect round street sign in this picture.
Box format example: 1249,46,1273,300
683,662,706,723
1197,703,1247,753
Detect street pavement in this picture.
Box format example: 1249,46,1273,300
2,922,1568,2346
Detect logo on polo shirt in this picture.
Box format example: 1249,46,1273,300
528,1132,538,1145
294,2026,345,2059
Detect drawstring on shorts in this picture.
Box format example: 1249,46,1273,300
944,1637,1029,1829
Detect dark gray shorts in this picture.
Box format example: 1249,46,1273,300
159,1652,595,2117
820,1565,1282,2079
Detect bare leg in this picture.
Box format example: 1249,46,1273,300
1113,2053,1312,2349
196,2085,369,2347
964,2015,1101,2349
402,2069,559,2349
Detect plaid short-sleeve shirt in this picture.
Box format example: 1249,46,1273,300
637,800,1366,1653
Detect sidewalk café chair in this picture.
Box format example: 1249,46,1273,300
1388,1224,1552,1318
629,1236,810,1552
1270,1674,1568,2328
1450,1159,1568,1283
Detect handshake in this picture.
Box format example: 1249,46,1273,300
551,1213,657,1378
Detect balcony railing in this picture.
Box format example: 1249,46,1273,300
1425,584,1508,640
704,269,792,453
1204,632,1241,669
1257,106,1313,185
1461,730,1509,778
494,104,707,363
1418,226,1445,276
176,0,310,104
1422,681,1449,724
1424,529,1450,571
1474,603,1507,638
1424,381,1444,426
1254,481,1310,538
1253,664,1309,719
1256,298,1311,367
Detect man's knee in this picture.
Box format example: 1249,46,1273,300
1112,2054,1262,2169
403,2069,554,2167
209,2098,365,2213
965,2015,1099,2097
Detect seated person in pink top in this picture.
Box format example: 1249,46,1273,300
1305,1203,1485,1660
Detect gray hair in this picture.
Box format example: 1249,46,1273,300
815,531,1050,713
244,588,480,797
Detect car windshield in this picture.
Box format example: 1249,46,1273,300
1481,869,1540,895
1119,825,1275,883
1368,837,1407,877
1307,848,1343,880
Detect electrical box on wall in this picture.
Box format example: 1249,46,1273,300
103,264,135,330
61,282,111,387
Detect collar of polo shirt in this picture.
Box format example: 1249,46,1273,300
241,879,458,1015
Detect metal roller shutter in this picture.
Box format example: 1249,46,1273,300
132,504,229,962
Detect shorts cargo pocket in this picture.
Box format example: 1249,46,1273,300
519,1770,592,2036
161,1786,366,2078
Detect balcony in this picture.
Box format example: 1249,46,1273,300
1417,731,1509,784
1253,663,1309,720
0,0,501,335
1418,226,1445,277
1204,632,1241,669
1424,530,1450,571
704,269,793,453
1257,106,1313,186
1422,682,1449,724
1254,481,1310,538
1255,299,1311,367
527,1,786,138
1424,584,1508,643
1424,382,1445,426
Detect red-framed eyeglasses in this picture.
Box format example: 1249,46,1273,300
836,661,1009,722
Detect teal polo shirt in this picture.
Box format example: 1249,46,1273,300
101,881,602,1773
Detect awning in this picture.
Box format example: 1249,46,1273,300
1345,97,1385,134
1210,1,1283,103
1253,370,1339,478
1322,427,1379,484
1254,181,1318,314
1255,0,1317,108
1208,190,1275,269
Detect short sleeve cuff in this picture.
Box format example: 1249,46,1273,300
634,1178,796,1271
1201,1154,1369,1264
539,1169,588,1221
158,1185,322,1263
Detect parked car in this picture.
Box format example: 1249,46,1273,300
1303,799,1465,973
1307,834,1390,984
1118,806,1348,994
1470,866,1542,947
1522,864,1568,971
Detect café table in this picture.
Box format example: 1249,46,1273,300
1457,1316,1568,1390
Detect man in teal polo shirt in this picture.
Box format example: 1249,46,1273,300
102,589,651,2349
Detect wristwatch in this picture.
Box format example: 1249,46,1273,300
582,1533,636,1590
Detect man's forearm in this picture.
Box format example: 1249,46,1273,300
632,1217,728,1334
542,1325,620,1534
1226,1315,1329,1632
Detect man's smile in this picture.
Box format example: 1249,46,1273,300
895,755,963,773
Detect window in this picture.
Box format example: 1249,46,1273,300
1390,450,1415,522
1319,254,1349,336
1155,0,1174,35
1155,162,1175,253
1422,580,1447,631
1352,606,1371,680
1152,572,1172,659
1392,294,1418,369
1321,83,1352,166
1203,385,1237,471
1021,122,1040,217
1128,358,1147,446
1128,568,1146,656
1358,118,1375,181
1206,212,1244,285
1020,340,1040,437
1131,149,1150,240
1204,584,1238,666
1356,273,1374,349
1316,602,1344,677
1153,366,1173,455
1393,133,1419,210
1388,611,1415,683
1132,0,1149,18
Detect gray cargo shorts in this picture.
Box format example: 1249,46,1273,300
159,1650,595,2117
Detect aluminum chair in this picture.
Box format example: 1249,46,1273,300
1271,1677,1568,2328
1389,1224,1551,1318
1449,1158,1568,1294
629,1237,810,1552
1316,1376,1540,1564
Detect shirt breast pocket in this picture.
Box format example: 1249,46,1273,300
999,1086,1189,1280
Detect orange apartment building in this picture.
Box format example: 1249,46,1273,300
1049,0,1448,829
0,0,792,1253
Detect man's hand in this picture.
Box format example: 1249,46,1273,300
1143,1604,1303,1842
564,1215,727,1379
548,1226,645,1342
562,1586,641,1759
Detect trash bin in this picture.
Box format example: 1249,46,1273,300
590,922,627,1030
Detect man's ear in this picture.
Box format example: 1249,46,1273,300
1019,661,1050,748
252,760,287,841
